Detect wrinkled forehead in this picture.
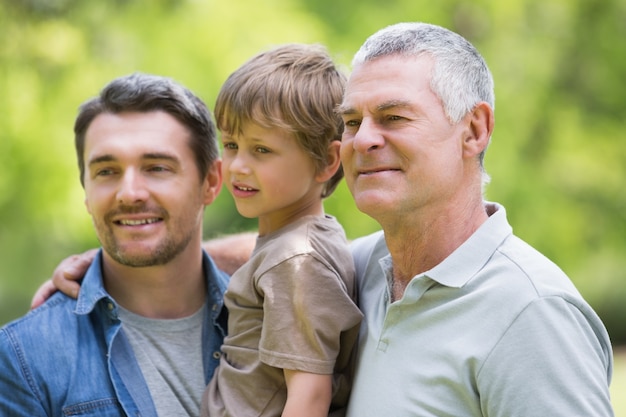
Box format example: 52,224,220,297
340,55,435,111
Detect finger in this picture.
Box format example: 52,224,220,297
30,280,57,310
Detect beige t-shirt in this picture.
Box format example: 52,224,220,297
202,215,363,417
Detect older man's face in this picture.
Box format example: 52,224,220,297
338,55,469,224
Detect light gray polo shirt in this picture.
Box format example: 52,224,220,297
346,203,614,417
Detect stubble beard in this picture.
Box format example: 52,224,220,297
95,215,196,268
104,232,194,267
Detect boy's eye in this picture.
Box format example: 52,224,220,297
255,146,270,154
222,142,238,150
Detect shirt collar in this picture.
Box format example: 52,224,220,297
74,249,229,315
74,250,110,315
425,202,511,288
378,202,512,289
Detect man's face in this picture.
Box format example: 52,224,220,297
338,55,469,224
83,110,220,267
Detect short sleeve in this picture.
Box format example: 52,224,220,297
478,296,614,417
256,254,363,374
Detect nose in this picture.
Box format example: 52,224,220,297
116,169,149,204
352,118,385,153
227,151,251,176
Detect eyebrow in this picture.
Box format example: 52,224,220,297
377,100,413,111
88,153,180,167
335,104,357,116
336,99,413,116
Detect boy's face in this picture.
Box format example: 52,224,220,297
83,110,221,267
220,121,324,235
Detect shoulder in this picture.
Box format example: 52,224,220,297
350,230,387,278
258,215,351,262
250,217,356,284
482,203,579,299
495,234,580,298
0,292,93,382
1,293,81,347
475,234,609,349
350,230,386,257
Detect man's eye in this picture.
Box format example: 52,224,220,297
95,168,114,177
148,166,169,172
344,119,361,127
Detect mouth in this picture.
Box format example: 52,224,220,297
234,185,257,192
231,181,259,198
358,167,400,176
115,217,162,226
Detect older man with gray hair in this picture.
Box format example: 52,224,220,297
338,22,614,417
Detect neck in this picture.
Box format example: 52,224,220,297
381,195,488,300
102,244,206,319
258,198,325,236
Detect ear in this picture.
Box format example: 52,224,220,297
462,101,494,159
202,159,223,205
84,197,92,215
315,140,342,183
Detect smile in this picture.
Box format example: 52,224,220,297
358,167,400,175
117,218,161,226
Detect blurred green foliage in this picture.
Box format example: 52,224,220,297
1,0,624,349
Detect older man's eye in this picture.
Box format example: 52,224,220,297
344,119,361,127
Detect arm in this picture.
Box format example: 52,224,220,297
480,297,614,416
0,331,47,416
282,369,332,417
202,232,256,275
30,232,256,308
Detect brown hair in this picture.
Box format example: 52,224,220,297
214,44,346,198
74,72,218,186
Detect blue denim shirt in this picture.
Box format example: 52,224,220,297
0,250,229,417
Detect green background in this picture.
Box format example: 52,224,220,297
1,0,624,412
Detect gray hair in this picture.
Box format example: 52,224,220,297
353,22,495,123
352,22,495,183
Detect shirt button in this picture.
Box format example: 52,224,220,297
107,302,114,310
213,351,221,359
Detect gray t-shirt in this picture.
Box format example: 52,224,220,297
119,303,206,416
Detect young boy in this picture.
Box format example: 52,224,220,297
201,43,362,417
